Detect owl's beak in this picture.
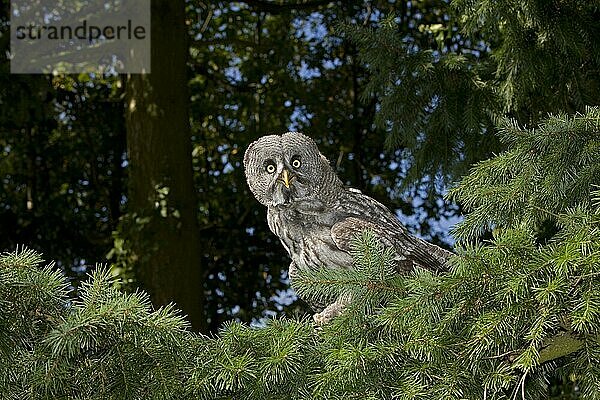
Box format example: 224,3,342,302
278,169,292,188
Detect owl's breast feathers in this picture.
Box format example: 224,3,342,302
267,201,354,273
267,188,452,275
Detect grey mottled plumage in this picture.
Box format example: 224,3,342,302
244,132,452,323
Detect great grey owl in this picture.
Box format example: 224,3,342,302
244,132,452,324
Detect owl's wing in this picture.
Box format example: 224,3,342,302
331,193,452,273
330,216,413,272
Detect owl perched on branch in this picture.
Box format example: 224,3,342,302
244,132,452,324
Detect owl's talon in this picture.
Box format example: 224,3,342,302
313,312,329,326
313,299,346,325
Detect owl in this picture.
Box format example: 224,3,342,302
244,132,452,324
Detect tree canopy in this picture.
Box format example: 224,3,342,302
1,0,600,397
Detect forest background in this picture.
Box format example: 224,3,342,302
2,0,600,398
0,0,599,390
1,0,496,331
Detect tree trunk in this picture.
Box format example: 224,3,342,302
125,0,206,332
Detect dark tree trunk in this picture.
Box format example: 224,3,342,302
125,0,206,332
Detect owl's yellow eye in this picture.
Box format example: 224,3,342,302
291,158,301,169
265,163,276,174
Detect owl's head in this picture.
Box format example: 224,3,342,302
244,132,341,207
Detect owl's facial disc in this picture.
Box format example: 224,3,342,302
244,132,340,208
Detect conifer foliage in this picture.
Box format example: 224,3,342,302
1,109,599,398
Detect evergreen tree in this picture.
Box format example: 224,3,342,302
342,0,600,184
2,109,598,398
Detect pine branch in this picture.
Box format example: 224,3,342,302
449,107,600,242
